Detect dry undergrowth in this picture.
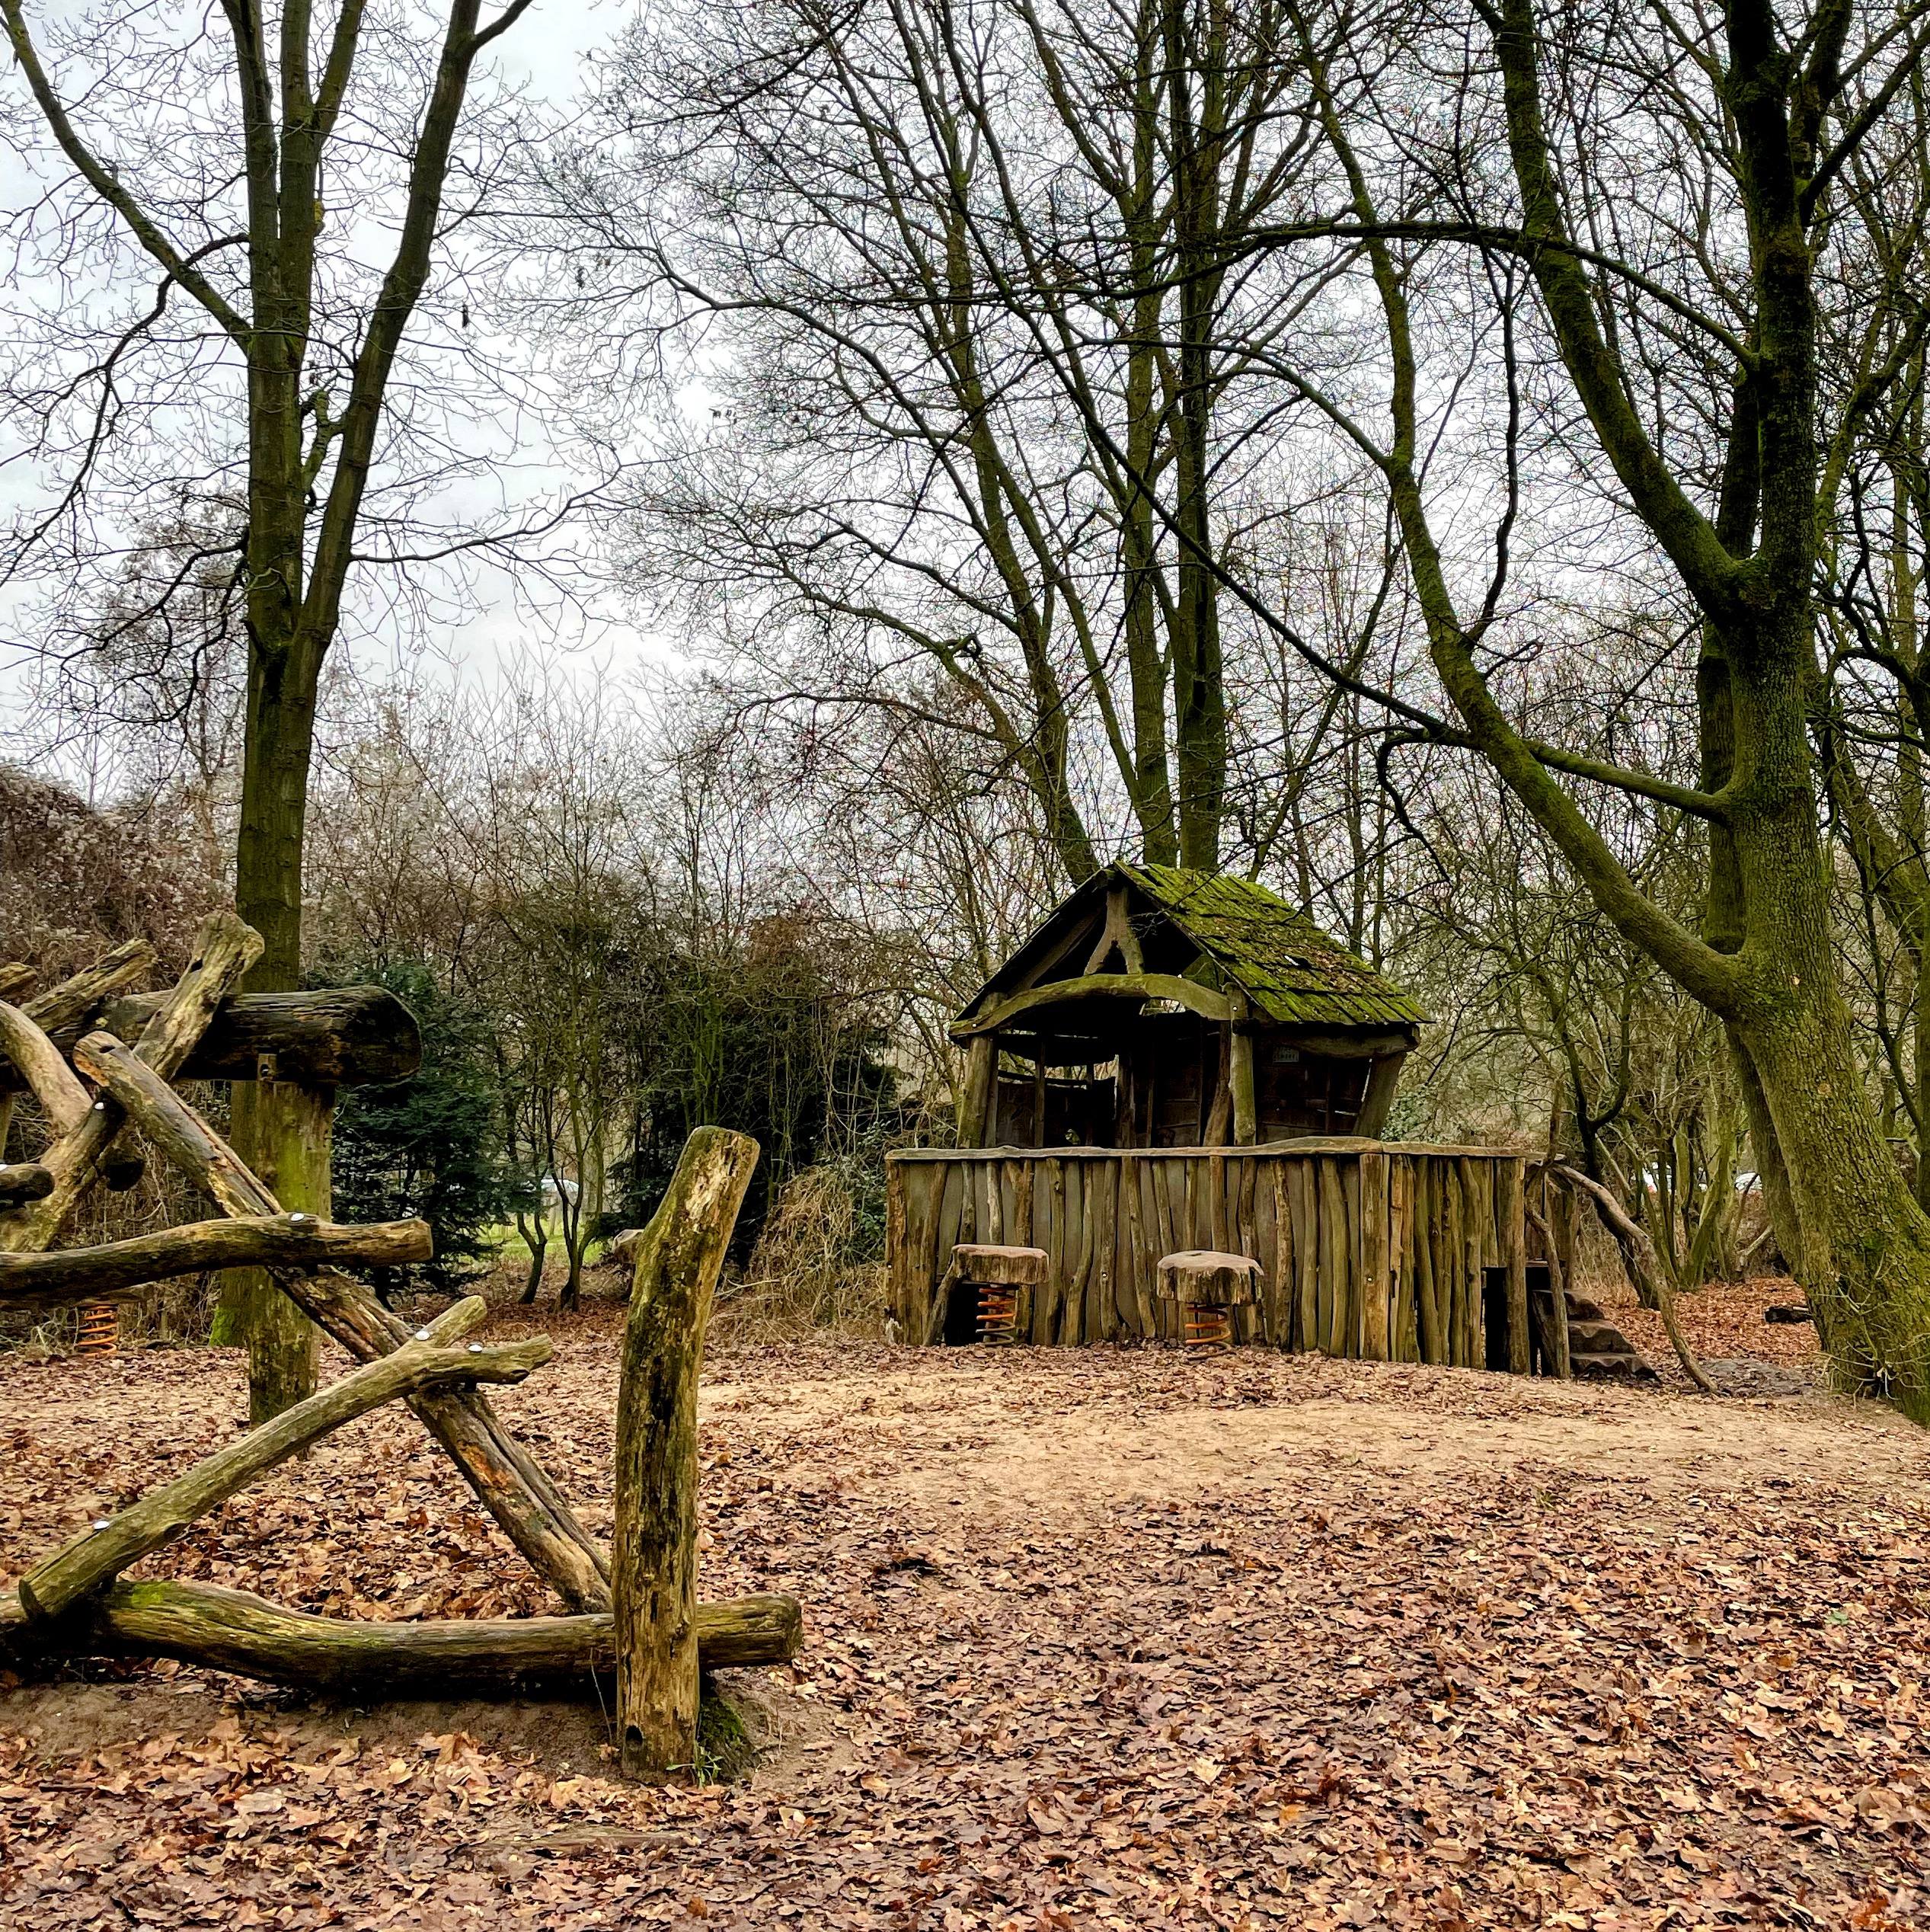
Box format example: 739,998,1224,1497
5,1305,1928,1930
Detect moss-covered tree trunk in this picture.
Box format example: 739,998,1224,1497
1295,0,1930,1418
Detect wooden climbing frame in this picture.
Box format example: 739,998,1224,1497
0,919,801,1757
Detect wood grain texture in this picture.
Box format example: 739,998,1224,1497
614,1127,761,1781
2,1581,800,1693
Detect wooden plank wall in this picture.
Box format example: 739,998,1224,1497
887,1145,1528,1366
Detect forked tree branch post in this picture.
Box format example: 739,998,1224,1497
614,1126,762,1781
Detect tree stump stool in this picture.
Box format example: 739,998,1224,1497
1155,1250,1262,1347
949,1243,1047,1345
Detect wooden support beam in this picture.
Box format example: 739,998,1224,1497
93,986,421,1087
0,1212,432,1311
1356,1052,1408,1137
15,1298,548,1623
1081,884,1146,975
957,1035,995,1148
952,972,1232,1039
1502,1158,1531,1376
1229,992,1257,1147
75,1029,615,1613
1,1581,802,1693
615,1126,761,1781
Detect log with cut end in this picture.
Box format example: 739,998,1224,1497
0,1580,804,1693
15,1297,548,1623
0,1213,433,1310
88,986,421,1087
1155,1249,1262,1307
0,1164,53,1211
950,1243,1048,1284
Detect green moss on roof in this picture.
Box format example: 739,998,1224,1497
1116,864,1429,1029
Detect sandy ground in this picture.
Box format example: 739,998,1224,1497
5,1295,1930,1928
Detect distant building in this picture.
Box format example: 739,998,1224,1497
950,863,1427,1147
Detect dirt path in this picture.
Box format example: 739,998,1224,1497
5,1328,1930,1929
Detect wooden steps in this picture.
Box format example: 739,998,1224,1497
1562,1295,1657,1381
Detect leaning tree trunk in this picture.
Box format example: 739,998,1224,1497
1721,641,1930,1415
519,1213,549,1305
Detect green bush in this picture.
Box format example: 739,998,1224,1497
321,958,517,1299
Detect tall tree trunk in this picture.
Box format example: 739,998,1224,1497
518,1214,549,1305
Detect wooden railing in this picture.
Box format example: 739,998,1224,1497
886,1141,1532,1367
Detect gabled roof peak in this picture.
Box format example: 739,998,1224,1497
956,862,1428,1033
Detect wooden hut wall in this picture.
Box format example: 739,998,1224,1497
887,1145,1527,1363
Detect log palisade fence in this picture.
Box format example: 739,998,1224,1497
887,1142,1535,1371
0,919,798,1781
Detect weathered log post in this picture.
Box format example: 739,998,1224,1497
1229,991,1257,1147
216,1067,332,1423
957,1035,995,1148
199,993,421,1425
613,1126,761,1781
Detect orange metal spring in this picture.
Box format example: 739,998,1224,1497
976,1287,1021,1345
1182,1304,1231,1348
77,1303,117,1355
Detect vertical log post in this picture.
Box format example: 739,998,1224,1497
1503,1157,1531,1375
216,1062,327,1425
614,1126,761,1782
957,1034,995,1148
1229,992,1257,1147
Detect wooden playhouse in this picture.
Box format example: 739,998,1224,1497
886,865,1622,1377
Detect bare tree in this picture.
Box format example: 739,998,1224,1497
2,0,547,1409
533,0,1392,883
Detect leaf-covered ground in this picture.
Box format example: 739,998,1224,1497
5,1289,1930,1930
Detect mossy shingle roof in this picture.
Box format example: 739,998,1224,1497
1114,864,1427,1028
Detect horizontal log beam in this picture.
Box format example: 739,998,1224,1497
951,971,1232,1040
0,987,423,1095
1,1579,804,1693
885,1139,1510,1161
17,1298,550,1623
0,1213,433,1310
